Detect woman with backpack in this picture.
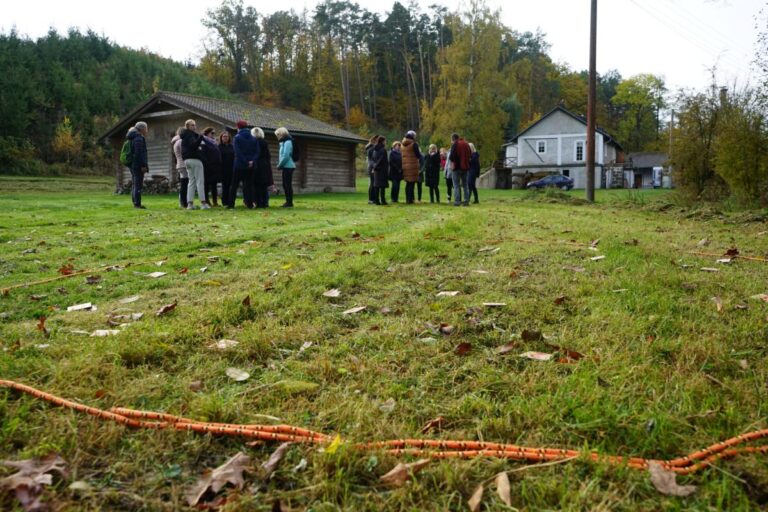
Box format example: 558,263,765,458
275,126,297,208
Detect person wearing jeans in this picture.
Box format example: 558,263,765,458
449,133,472,206
275,126,296,208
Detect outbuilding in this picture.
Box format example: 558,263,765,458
100,91,365,193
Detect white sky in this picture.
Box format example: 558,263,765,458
2,0,763,93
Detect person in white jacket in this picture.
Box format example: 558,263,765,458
442,147,453,203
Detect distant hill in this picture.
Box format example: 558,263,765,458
0,29,230,171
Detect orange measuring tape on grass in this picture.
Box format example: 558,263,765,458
2,379,767,475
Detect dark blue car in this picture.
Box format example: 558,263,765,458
526,174,574,191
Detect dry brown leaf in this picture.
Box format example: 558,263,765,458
85,275,101,285
648,462,696,497
379,459,430,487
241,295,251,306
455,342,472,356
189,380,204,392
36,316,49,338
521,329,543,342
261,443,291,480
590,238,600,247
156,301,177,316
554,295,568,305
420,416,446,434
57,263,75,275
439,323,455,335
0,453,67,512
179,267,189,274
544,342,585,361
725,247,740,257
495,471,512,506
186,452,250,506
495,342,518,355
468,483,484,512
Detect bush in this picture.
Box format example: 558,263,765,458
0,137,45,175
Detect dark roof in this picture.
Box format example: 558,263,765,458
628,152,668,169
100,91,366,144
510,105,623,151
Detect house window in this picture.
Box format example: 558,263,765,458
562,169,570,177
575,141,585,162
537,140,547,154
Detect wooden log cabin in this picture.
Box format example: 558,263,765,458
100,91,366,193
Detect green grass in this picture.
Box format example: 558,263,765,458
1,176,768,510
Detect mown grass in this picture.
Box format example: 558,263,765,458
1,176,768,510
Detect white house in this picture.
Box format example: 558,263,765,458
505,105,624,189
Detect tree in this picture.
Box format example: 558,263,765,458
52,116,81,164
612,74,667,151
202,0,261,93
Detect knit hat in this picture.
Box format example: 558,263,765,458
405,130,416,139
236,120,248,129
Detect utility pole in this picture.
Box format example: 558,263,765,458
586,0,597,202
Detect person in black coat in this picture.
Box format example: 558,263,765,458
468,142,481,204
218,132,235,207
372,136,389,205
424,144,442,203
202,127,222,206
229,120,259,209
128,122,148,209
251,127,274,208
389,141,403,203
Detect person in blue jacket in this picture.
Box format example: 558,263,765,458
229,120,259,209
275,126,296,208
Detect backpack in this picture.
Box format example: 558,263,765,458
119,139,133,166
291,138,301,162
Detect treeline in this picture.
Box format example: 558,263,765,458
199,0,669,164
0,29,229,173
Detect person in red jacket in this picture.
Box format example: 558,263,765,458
449,133,472,206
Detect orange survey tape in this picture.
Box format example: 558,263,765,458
2,379,766,475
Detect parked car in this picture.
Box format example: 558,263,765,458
526,174,574,191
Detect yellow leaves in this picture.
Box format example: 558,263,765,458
325,434,343,455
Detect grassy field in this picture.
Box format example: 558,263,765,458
1,175,768,510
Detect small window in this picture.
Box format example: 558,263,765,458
575,141,584,162
562,169,570,177
537,140,547,154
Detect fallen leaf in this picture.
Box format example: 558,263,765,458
179,267,189,274
455,342,472,356
85,275,102,285
496,472,512,506
67,302,94,312
697,238,710,247
226,368,250,382
468,483,484,512
520,351,554,361
0,453,67,512
189,380,204,392
298,341,313,354
210,339,239,350
725,247,739,257
379,459,430,487
186,452,250,506
156,302,177,316
342,306,367,315
420,416,446,434
380,307,393,315
554,295,568,305
292,458,308,473
738,359,749,370
494,342,518,355
483,302,506,308
648,461,697,497
261,443,290,480
200,266,208,273
325,434,343,454
439,323,455,335
207,256,220,263
436,291,460,297
590,255,606,261
521,329,543,342
472,270,489,274
351,231,361,239
58,263,75,275
323,289,342,298
281,263,293,270
563,265,586,273
241,295,251,306
735,304,748,310
624,238,639,246
751,294,768,302
68,480,92,492
146,271,166,278
119,295,140,304
544,342,585,361
711,296,723,313
37,316,49,338
91,330,120,337
478,246,500,253
700,267,719,272
379,398,396,413
717,258,732,264
612,289,629,293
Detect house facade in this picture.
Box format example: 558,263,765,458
100,91,366,194
479,106,624,189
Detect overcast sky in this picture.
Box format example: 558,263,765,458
3,0,764,93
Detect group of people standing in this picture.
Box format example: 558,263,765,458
367,131,481,207
125,119,298,209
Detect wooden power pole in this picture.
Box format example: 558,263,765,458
586,0,597,202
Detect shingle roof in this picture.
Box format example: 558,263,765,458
628,152,668,169
101,91,366,143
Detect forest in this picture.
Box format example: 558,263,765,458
0,0,671,174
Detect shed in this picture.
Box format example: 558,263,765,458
100,91,366,193
625,152,668,188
